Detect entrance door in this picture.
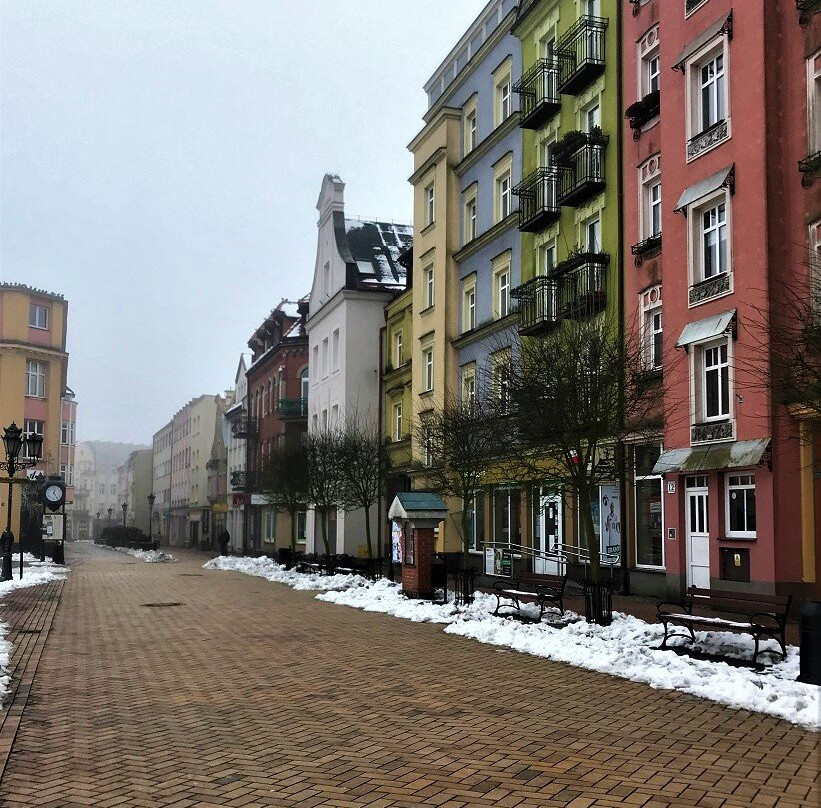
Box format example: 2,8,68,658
534,490,562,575
685,478,710,588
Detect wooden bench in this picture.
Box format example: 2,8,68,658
658,586,792,663
492,572,568,621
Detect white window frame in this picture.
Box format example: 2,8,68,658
687,188,732,298
645,51,660,96
26,360,46,398
462,278,476,333
23,419,44,460
463,95,478,155
634,445,665,570
494,59,513,127
425,183,435,226
725,473,756,539
685,37,731,159
808,50,821,155
332,329,340,371
701,339,731,422
493,155,513,224
393,330,404,367
462,364,476,406
29,303,49,330
422,347,434,392
538,241,556,276
648,181,662,238
464,185,478,244
393,402,403,442
423,265,435,309
494,264,511,320
492,350,511,412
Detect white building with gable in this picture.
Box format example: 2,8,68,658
305,174,412,556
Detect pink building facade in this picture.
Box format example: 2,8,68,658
624,0,819,603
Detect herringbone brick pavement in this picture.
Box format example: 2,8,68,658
0,543,817,808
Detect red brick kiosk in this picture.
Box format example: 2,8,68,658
388,492,447,599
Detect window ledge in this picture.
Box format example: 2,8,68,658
419,305,435,316
419,389,433,399
688,272,732,307
718,535,756,543
421,221,436,236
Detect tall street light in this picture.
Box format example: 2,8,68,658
147,493,156,550
121,502,127,528
0,423,44,582
107,507,112,532
96,509,101,540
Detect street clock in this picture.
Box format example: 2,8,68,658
42,476,66,512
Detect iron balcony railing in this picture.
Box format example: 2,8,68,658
797,1,820,26
511,276,560,336
556,15,608,95
631,233,662,266
278,397,308,418
799,151,821,188
230,470,254,491
555,253,609,319
231,414,257,438
555,134,608,207
513,59,561,130
512,168,560,232
624,89,660,140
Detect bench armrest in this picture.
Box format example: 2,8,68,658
748,612,782,630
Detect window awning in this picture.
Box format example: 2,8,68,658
672,12,733,71
652,439,770,475
674,164,734,212
676,309,735,348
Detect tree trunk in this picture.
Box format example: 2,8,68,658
320,509,331,555
578,481,600,583
289,507,297,552
460,508,470,572
363,504,373,560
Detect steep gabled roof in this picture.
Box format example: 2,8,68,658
335,214,413,292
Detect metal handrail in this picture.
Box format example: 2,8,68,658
482,541,620,568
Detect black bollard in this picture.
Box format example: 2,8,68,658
798,601,821,685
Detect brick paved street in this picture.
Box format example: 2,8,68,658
0,543,818,808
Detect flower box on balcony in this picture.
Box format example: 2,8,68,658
625,90,660,139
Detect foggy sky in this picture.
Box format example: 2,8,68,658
0,0,487,443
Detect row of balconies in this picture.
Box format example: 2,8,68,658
513,16,608,131
513,132,609,232
230,398,308,438
511,253,609,336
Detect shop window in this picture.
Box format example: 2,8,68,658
493,487,520,549
634,445,664,568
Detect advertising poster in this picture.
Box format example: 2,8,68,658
391,520,402,563
599,484,621,558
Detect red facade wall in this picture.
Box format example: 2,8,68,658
624,0,813,597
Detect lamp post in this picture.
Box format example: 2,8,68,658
0,423,44,582
96,509,101,541
121,502,127,528
107,507,112,532
147,493,156,550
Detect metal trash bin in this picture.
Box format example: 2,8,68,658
799,601,821,685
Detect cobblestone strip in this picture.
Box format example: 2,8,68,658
0,578,65,781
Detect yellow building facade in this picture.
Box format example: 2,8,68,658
0,283,70,540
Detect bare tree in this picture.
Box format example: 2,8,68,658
501,313,663,584
304,426,345,556
258,444,309,551
413,393,502,569
337,414,385,559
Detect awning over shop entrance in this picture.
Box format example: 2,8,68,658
652,438,770,475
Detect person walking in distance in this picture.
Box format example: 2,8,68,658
218,528,230,556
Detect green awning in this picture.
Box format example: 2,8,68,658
674,165,734,212
652,439,771,475
676,309,735,348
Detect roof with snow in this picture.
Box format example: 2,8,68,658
335,214,413,292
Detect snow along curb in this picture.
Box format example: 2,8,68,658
0,558,69,708
206,556,820,730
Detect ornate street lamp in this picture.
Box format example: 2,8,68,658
121,502,127,528
107,507,112,531
0,423,44,581
96,509,101,540
147,493,156,550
